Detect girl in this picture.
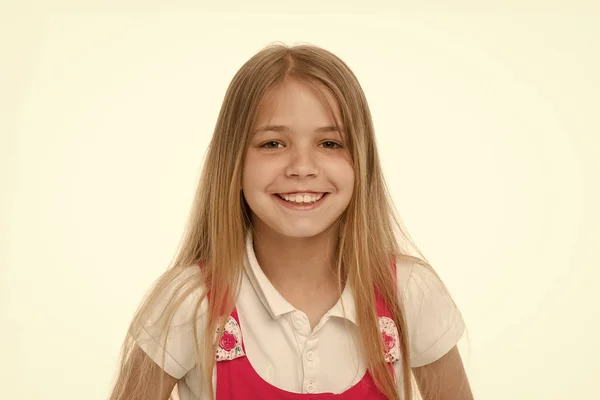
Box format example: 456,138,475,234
109,43,473,400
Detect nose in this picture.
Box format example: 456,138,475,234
284,146,318,178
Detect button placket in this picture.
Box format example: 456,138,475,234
290,311,310,355
302,335,319,394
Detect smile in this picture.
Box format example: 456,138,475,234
273,192,329,210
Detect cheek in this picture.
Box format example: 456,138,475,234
331,158,355,190
344,171,355,195
242,152,272,191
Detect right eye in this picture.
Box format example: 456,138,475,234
260,141,284,149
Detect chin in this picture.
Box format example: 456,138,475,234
271,219,341,240
277,229,325,239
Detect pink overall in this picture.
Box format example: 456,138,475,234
214,265,399,400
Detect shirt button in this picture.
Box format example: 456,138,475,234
266,366,275,382
306,351,315,361
294,320,303,330
306,383,315,393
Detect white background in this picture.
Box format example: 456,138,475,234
1,2,599,399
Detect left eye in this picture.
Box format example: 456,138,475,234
321,141,342,149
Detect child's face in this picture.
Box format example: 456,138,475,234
242,79,354,240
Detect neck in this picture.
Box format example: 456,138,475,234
251,223,341,291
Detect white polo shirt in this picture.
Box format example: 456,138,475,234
134,233,465,399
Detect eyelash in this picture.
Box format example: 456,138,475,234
259,141,344,150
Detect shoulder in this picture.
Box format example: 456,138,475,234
393,256,466,368
141,264,208,326
394,256,450,301
132,264,208,378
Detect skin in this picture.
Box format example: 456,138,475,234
242,79,354,327
414,346,475,400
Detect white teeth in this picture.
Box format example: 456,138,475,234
280,193,324,203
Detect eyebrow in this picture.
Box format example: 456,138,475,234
254,125,344,134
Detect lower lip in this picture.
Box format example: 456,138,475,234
273,193,328,210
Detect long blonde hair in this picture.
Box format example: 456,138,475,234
110,42,443,400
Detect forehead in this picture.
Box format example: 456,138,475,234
254,79,343,127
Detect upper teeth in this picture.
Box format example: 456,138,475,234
280,193,324,203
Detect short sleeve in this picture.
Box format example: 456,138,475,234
396,260,465,368
132,266,207,379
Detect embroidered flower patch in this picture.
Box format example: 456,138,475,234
215,316,245,361
378,316,400,363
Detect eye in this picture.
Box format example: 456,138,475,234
320,141,343,149
260,141,284,149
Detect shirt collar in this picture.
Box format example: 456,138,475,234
243,231,357,324
326,283,357,325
